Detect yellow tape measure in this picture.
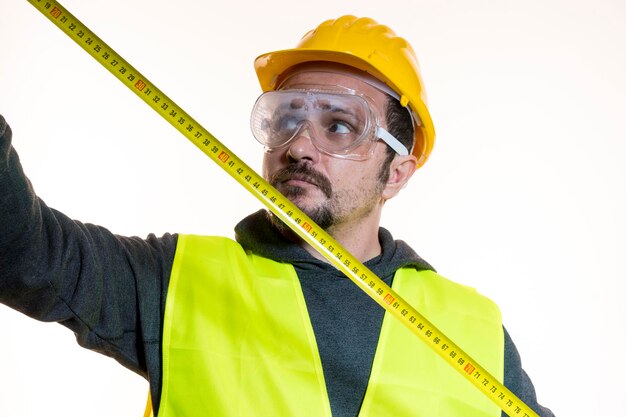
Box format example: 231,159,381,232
27,1,539,416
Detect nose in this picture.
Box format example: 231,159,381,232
286,123,320,163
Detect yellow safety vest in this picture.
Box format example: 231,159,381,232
154,234,504,416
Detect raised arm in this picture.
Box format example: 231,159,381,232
0,115,176,384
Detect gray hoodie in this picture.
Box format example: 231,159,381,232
0,115,553,416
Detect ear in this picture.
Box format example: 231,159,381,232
381,154,417,200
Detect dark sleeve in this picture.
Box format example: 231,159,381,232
502,326,555,417
0,115,175,401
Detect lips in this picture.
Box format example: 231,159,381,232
270,164,333,198
284,174,319,187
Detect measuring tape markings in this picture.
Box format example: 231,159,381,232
27,1,539,416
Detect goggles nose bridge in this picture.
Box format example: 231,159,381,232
286,119,323,150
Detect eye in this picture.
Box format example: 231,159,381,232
275,115,300,132
328,120,353,134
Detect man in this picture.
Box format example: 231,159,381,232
0,15,554,417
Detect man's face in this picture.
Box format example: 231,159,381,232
261,69,393,231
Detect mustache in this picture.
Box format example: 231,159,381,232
269,163,333,198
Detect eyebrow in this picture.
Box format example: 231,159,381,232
271,95,362,121
316,100,360,120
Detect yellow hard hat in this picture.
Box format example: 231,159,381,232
254,15,435,169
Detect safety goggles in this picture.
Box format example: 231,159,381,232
250,88,409,160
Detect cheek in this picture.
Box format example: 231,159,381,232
262,152,282,180
329,164,374,192
261,157,270,179
344,162,386,195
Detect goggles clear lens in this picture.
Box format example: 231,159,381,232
250,89,405,160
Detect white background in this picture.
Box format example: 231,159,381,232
1,0,625,416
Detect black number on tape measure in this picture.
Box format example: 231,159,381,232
119,66,126,74
178,117,185,125
161,103,169,110
153,95,160,103
102,52,109,60
85,37,93,45
169,110,177,117
127,74,135,82
202,138,210,146
94,45,101,52
194,131,202,139
69,23,76,31
77,30,84,38
186,124,193,132
60,16,67,23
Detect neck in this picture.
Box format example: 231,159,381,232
301,207,383,264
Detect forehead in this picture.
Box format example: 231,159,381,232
279,69,389,107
